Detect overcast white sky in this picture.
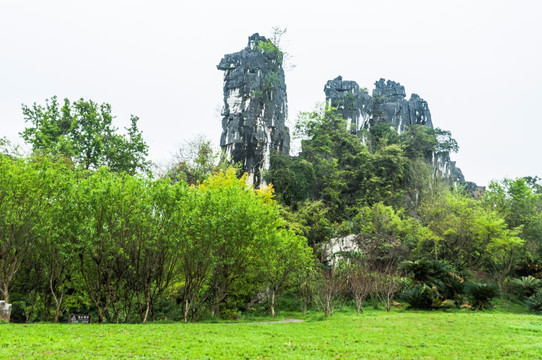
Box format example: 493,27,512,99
1,0,541,186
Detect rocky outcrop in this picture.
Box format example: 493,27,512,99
0,301,11,322
324,76,433,133
432,152,465,184
325,76,480,191
217,33,290,186
321,234,358,267
323,76,372,132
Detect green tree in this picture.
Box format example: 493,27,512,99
173,181,220,322
400,125,458,160
484,178,542,254
279,200,332,251
295,105,371,221
37,160,77,322
420,190,523,273
264,229,312,318
74,169,153,322
367,122,400,153
166,135,231,185
365,144,407,205
264,153,314,207
195,169,281,318
124,178,182,323
21,96,149,174
0,156,64,306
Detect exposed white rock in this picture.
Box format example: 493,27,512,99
321,234,359,267
0,301,11,322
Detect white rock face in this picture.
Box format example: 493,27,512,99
0,301,11,322
321,234,359,266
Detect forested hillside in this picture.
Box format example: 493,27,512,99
1,95,541,323
1,33,541,323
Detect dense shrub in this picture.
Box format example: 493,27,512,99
514,255,542,279
525,292,542,312
510,276,542,299
400,284,437,309
400,259,464,309
464,282,501,310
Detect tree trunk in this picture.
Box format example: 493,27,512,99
183,298,189,323
97,310,104,323
270,288,276,318
142,287,151,324
25,300,35,324
1,284,9,304
355,298,362,315
212,299,221,319
50,278,64,323
53,292,64,323
212,286,226,319
142,302,150,324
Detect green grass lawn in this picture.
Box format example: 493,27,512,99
1,308,541,359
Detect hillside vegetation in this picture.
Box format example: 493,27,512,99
1,99,542,324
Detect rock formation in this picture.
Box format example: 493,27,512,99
0,300,11,322
217,33,290,186
321,234,358,267
323,76,372,132
324,76,433,133
325,76,477,190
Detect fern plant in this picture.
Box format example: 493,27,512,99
400,284,438,309
525,292,542,312
464,282,501,310
510,276,542,299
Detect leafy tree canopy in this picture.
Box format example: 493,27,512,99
21,96,149,174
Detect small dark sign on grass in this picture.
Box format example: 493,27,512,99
69,314,91,323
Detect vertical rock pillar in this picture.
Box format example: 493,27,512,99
217,33,290,186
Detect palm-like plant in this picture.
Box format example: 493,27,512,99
401,259,464,308
525,292,542,312
401,259,451,288
510,276,542,299
515,255,542,278
464,282,501,310
400,284,437,309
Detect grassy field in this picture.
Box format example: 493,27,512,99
1,308,541,359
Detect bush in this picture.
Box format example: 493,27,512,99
514,255,542,278
525,292,542,312
441,272,465,301
464,282,501,310
400,284,437,309
510,276,542,299
401,259,464,308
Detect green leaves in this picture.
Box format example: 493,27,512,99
21,97,149,174
0,156,73,304
256,39,283,64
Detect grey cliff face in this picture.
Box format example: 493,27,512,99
324,76,433,133
217,33,290,186
323,76,372,132
325,76,477,190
